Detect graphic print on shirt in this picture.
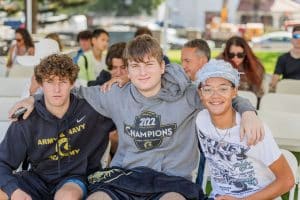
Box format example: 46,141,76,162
37,123,86,160
198,129,259,195
124,111,177,151
88,168,132,184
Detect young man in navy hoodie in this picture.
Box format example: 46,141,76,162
0,54,114,200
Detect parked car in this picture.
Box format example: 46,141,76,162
250,31,292,49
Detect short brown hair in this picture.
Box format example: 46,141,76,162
77,30,92,42
292,25,300,33
35,54,79,84
123,34,163,65
184,39,211,60
106,42,126,70
45,33,63,51
134,27,153,37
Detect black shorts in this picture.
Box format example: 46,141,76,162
88,167,207,200
14,171,86,200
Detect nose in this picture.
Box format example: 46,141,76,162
182,63,188,71
115,68,122,76
54,83,61,92
138,65,147,75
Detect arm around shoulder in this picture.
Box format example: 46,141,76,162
232,96,265,145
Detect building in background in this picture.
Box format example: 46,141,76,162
237,0,300,30
157,0,300,31
156,0,240,31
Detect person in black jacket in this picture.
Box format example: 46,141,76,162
0,54,114,200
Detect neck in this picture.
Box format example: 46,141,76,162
291,48,300,58
45,99,70,119
92,48,102,60
210,108,235,129
138,82,161,98
139,88,161,97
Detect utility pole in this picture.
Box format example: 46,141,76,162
25,0,37,34
253,0,260,22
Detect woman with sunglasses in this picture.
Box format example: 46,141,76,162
219,36,265,106
6,28,35,68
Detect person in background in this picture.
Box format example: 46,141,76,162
77,29,109,81
180,38,211,185
269,25,300,92
219,36,265,106
134,26,170,65
105,42,127,79
181,39,211,81
195,59,294,200
19,39,60,98
45,33,63,51
73,30,92,64
6,28,34,68
87,42,128,154
87,42,127,87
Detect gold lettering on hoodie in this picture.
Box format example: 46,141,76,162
36,123,85,160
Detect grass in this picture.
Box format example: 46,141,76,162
167,50,282,74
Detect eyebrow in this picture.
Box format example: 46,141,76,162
204,83,230,86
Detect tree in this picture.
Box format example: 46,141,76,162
87,0,164,16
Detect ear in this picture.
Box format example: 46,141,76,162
70,82,76,90
232,87,238,98
160,60,165,74
197,87,204,98
91,37,96,46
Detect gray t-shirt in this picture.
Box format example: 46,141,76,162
73,63,255,181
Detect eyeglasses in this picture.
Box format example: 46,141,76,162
200,85,233,97
15,38,23,42
228,52,245,59
292,34,300,39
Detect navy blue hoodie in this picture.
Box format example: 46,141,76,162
0,94,114,197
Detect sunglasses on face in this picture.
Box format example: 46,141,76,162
228,52,245,59
16,38,23,42
292,34,300,39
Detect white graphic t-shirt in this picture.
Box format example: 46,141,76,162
196,110,281,198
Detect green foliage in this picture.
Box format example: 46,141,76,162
167,50,282,74
10,0,164,17
255,51,281,74
87,0,164,16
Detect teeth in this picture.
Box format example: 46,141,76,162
210,102,222,105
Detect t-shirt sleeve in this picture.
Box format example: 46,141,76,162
274,54,285,75
232,96,256,114
248,124,281,167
